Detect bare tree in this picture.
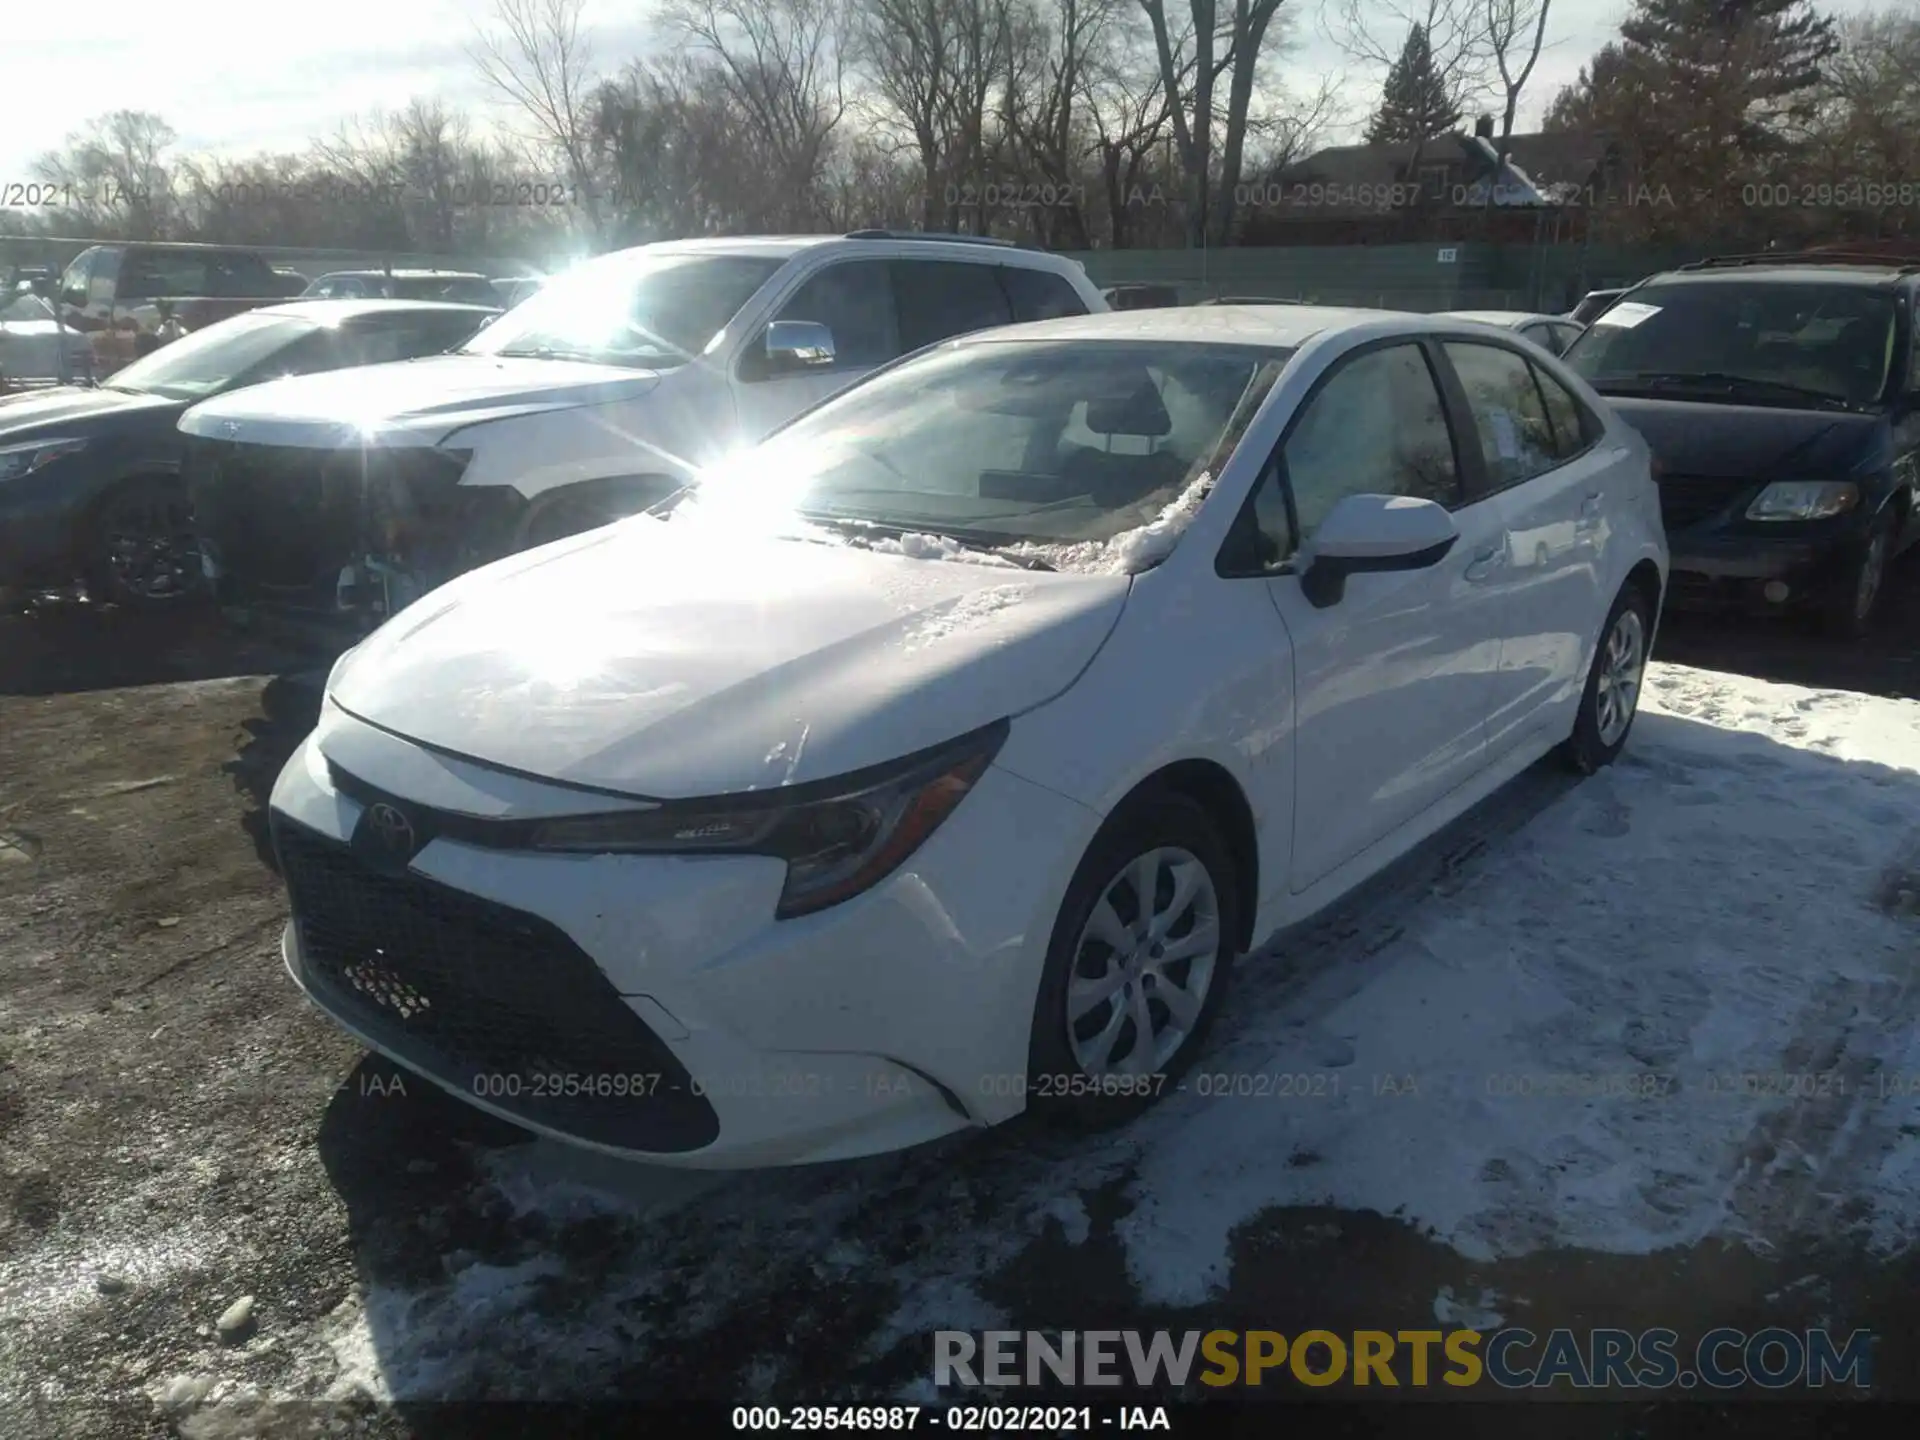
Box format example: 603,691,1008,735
31,111,180,239
1083,24,1181,245
1329,0,1488,197
662,0,852,230
1208,0,1296,245
1482,0,1551,161
472,0,607,239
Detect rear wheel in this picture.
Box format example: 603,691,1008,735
1026,791,1239,1125
1562,584,1651,774
81,476,204,609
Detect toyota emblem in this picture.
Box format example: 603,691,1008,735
365,803,416,857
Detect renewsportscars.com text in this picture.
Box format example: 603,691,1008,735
934,1327,1873,1390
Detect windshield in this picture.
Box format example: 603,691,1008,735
0,292,56,324
107,311,323,400
460,251,783,368
1563,281,1898,408
676,339,1293,565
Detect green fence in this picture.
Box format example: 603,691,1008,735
1064,242,1712,313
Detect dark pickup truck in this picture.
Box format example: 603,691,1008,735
55,243,308,375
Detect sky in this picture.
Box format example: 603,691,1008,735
0,0,1897,191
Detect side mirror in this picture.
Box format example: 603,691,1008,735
1299,493,1459,608
62,287,86,309
765,319,835,371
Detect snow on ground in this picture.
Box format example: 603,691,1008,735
278,662,1920,1398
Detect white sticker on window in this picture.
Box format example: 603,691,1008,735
1489,408,1520,459
1594,300,1660,328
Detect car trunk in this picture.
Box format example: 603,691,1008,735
184,437,523,637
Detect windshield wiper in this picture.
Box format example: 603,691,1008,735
1612,371,1863,410
491,344,604,362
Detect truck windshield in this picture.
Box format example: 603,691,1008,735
1563,281,1898,409
107,312,324,400
459,252,782,368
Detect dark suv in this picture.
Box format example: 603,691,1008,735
1562,253,1920,635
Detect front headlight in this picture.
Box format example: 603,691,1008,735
527,719,1009,919
0,437,87,482
1745,480,1860,521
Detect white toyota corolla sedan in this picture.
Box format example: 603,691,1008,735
270,306,1667,1168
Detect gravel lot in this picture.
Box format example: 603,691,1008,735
3,567,1920,1438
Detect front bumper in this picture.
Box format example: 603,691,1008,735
1664,526,1858,611
269,711,1101,1169
0,474,83,591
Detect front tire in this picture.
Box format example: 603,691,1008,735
1026,791,1240,1126
1821,510,1895,639
1562,584,1652,774
81,476,204,609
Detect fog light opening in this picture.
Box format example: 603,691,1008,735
1762,581,1791,604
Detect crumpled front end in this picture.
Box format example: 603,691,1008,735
186,437,526,640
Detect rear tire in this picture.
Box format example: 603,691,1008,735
1026,791,1240,1127
1562,583,1652,775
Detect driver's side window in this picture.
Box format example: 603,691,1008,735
757,260,898,376
1282,342,1461,540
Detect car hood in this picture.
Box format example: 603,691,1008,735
177,353,664,448
325,518,1131,798
1604,397,1882,479
0,384,179,438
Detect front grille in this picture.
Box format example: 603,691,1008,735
273,818,719,1152
1657,475,1755,534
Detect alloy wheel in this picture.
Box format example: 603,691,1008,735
1066,846,1222,1077
1594,606,1646,749
98,484,200,603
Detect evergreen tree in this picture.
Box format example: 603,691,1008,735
1618,0,1838,148
1365,26,1463,145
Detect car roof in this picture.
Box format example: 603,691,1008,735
313,269,493,281
602,234,1082,271
1643,265,1909,289
252,299,500,323
1436,310,1558,327
948,304,1417,348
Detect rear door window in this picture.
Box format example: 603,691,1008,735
1442,341,1561,496
999,266,1089,323
892,260,1015,353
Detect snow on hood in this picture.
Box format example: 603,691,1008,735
1001,470,1217,576
177,353,663,448
325,517,1130,798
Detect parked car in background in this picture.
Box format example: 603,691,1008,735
1562,252,1920,635
1568,288,1625,325
490,275,545,309
301,269,502,308
182,231,1108,639
55,243,305,374
0,300,493,608
1436,310,1586,356
264,304,1664,1168
5,264,60,299
1103,284,1182,310
0,290,94,388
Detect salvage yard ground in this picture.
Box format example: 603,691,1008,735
2,580,1920,1438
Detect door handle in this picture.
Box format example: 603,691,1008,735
1464,539,1506,582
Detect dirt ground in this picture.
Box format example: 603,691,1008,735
2,564,1919,1439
